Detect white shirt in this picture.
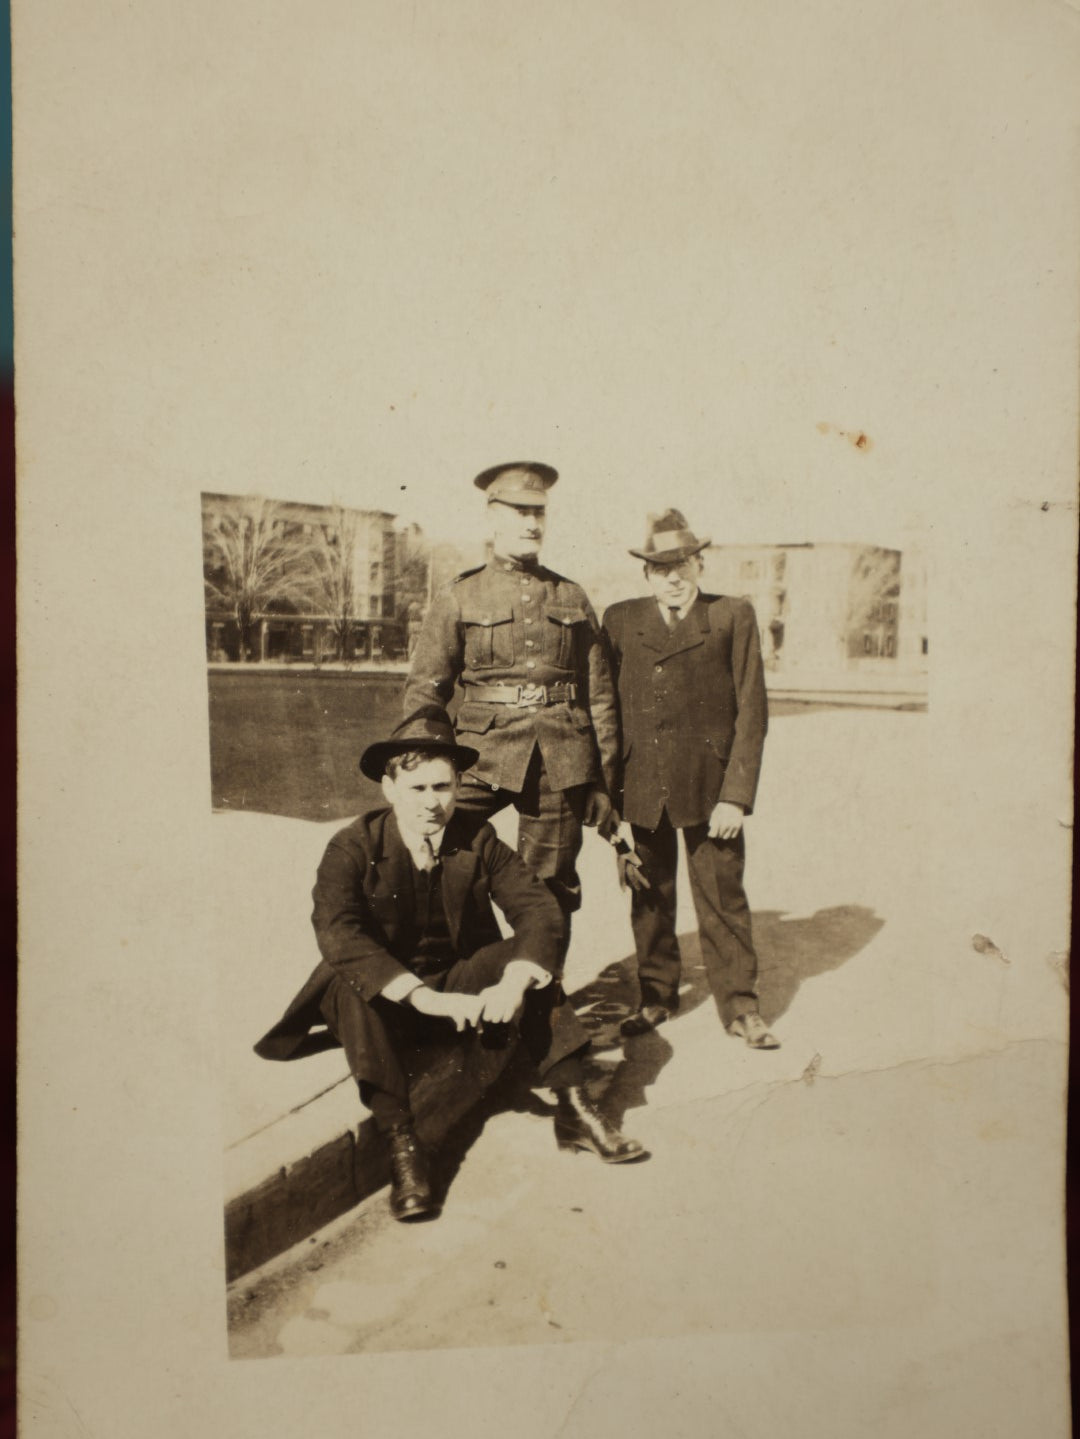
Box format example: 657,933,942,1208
398,823,445,874
657,586,700,626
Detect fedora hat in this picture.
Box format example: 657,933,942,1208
629,508,711,563
474,461,558,507
360,705,479,782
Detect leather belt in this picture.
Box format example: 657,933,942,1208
464,682,578,708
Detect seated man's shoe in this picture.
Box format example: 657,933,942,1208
619,1003,672,1038
553,1087,648,1163
387,1124,440,1221
728,1012,780,1050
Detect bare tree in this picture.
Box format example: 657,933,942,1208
306,504,360,662
845,546,901,658
395,523,431,623
202,494,316,662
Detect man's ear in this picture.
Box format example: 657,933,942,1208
381,772,396,805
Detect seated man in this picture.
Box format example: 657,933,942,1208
255,705,645,1223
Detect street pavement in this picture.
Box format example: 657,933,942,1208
221,709,1069,1435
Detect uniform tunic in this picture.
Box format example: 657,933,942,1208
403,556,618,797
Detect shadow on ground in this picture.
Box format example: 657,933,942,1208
429,904,882,1201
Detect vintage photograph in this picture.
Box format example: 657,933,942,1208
207,470,935,1358
17,0,1075,1433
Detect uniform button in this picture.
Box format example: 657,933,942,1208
492,783,500,791
524,618,533,625
527,660,536,669
526,641,534,649
524,596,532,604
654,665,662,674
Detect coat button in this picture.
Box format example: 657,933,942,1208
526,660,536,669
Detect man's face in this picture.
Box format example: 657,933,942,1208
381,755,458,835
645,555,702,610
488,499,547,560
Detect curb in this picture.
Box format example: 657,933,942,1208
224,1036,518,1283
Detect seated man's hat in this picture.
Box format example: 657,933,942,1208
474,461,558,508
629,508,711,563
360,705,479,782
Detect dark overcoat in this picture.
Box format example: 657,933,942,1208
255,807,564,1062
403,558,618,795
602,592,768,830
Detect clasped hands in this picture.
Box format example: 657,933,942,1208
406,962,537,1032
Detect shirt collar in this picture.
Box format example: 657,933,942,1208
657,586,700,623
396,821,446,867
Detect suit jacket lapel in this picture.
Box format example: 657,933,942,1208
639,594,710,659
438,814,479,951
371,811,413,909
636,597,672,653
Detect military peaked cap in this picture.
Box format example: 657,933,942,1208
473,461,558,506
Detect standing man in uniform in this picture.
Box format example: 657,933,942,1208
403,462,617,941
603,509,780,1049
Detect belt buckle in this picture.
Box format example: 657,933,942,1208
518,682,545,707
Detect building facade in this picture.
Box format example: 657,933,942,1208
700,541,928,687
203,493,400,663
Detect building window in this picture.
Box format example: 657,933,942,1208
921,637,929,655
883,634,895,657
863,633,877,656
370,562,381,583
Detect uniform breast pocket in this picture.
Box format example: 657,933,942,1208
543,606,586,669
461,605,515,669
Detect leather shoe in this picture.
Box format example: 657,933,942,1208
619,1003,672,1038
554,1087,647,1163
729,1013,780,1049
387,1124,440,1221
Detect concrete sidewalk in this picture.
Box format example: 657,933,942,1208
217,708,1066,1281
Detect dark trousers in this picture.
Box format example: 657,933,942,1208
454,745,588,928
629,811,760,1027
319,938,590,1129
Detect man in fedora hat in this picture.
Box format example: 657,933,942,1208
602,510,779,1049
255,705,644,1223
403,462,618,943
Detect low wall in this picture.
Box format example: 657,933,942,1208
205,666,903,824
208,668,407,821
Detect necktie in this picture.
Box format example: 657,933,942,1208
667,606,681,629
417,837,437,872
